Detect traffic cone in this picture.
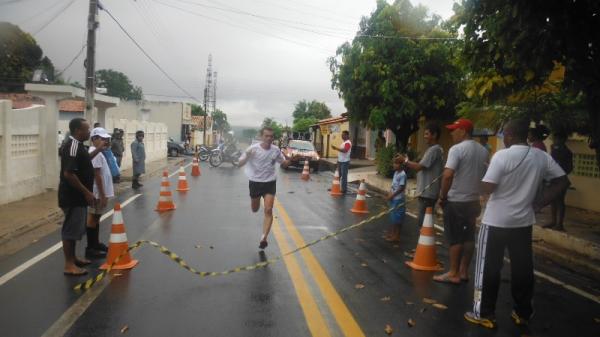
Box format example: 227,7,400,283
405,207,443,271
301,161,310,181
350,180,369,214
176,166,190,192
155,170,176,212
100,203,138,270
191,157,201,177
330,169,343,196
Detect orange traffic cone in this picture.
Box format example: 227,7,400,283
350,180,369,214
405,207,442,271
100,203,138,270
176,166,190,192
301,161,310,181
191,157,201,177
155,170,176,212
330,169,343,196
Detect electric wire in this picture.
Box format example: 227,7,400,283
32,0,77,36
55,42,87,78
100,4,201,103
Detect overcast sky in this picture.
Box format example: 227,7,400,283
1,0,456,126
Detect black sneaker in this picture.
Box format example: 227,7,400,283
511,310,534,326
259,240,268,250
464,311,497,329
95,242,108,252
85,247,107,259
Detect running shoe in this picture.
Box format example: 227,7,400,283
464,311,497,329
259,240,268,250
511,310,534,326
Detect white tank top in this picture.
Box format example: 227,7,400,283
338,140,352,162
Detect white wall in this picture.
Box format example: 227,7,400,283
105,118,168,171
106,101,187,141
0,101,46,204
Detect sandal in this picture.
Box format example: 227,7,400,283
63,268,88,276
433,272,461,284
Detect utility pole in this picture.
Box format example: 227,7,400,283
84,0,98,123
202,54,213,144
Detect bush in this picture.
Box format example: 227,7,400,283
375,145,398,178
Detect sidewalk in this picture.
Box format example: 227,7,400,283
0,156,185,258
362,172,600,279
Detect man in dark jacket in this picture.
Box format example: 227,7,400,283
131,130,146,189
111,128,125,167
543,132,573,231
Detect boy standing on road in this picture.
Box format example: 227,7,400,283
238,127,298,249
85,128,115,259
385,157,407,242
331,130,352,194
58,118,105,275
435,118,489,284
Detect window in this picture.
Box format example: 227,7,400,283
573,154,599,178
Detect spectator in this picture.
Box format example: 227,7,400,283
331,130,352,194
131,130,146,189
479,135,492,153
103,139,121,184
111,128,125,167
384,156,407,242
435,118,489,284
528,125,549,152
85,128,114,259
543,132,573,231
58,118,105,275
402,122,444,228
93,122,101,128
375,131,386,154
464,119,569,329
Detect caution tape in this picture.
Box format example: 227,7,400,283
75,175,441,291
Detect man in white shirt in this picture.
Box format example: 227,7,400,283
331,130,352,194
435,118,489,284
464,119,569,329
238,127,298,250
86,127,115,259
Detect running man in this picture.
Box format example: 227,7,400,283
238,127,299,249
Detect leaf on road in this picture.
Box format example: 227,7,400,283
432,303,448,310
403,251,414,258
420,307,427,314
120,325,129,333
393,245,400,248
360,262,368,267
113,273,123,277
422,298,437,304
384,324,393,335
380,296,391,302
209,246,214,249
355,238,365,242
405,301,414,305
407,319,416,327
594,317,600,323
435,241,443,246
194,244,203,249
355,283,365,289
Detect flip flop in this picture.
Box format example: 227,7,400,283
461,277,470,283
63,269,88,276
75,259,91,267
433,273,461,284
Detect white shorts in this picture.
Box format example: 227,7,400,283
88,198,113,215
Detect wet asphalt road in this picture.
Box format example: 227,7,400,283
0,159,598,337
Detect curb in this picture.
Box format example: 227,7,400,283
532,225,600,262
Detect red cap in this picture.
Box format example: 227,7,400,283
446,118,474,132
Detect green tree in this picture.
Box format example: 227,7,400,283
329,0,462,149
292,117,318,133
261,117,284,139
292,100,331,132
454,0,600,167
191,104,206,116
95,69,143,100
0,22,55,91
212,109,230,132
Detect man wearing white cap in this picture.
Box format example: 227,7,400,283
85,127,114,258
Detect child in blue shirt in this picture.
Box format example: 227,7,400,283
385,156,406,242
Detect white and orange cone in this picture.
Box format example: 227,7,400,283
155,170,176,212
100,203,138,270
405,207,442,271
301,161,310,181
191,157,201,177
176,166,190,192
350,180,369,214
330,169,343,196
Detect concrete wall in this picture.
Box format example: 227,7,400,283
105,118,168,171
106,101,187,141
0,101,46,204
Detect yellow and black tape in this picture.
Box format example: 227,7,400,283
74,175,441,291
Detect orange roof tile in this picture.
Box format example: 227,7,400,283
58,100,84,112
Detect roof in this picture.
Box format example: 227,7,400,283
59,100,85,112
0,93,44,109
314,115,348,126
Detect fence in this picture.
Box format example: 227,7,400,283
105,119,168,171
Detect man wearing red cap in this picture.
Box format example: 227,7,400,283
435,118,489,284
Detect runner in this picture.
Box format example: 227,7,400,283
238,127,299,249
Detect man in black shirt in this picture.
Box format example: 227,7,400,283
59,118,105,276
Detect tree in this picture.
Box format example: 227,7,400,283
454,0,600,167
191,104,206,116
95,69,143,100
292,99,331,132
329,0,463,150
242,128,258,140
261,117,284,139
0,22,55,91
212,109,230,132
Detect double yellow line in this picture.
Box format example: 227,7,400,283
272,199,365,337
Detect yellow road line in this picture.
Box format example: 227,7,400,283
271,217,333,337
275,199,366,337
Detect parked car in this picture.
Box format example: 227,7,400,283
167,137,185,157
282,140,320,172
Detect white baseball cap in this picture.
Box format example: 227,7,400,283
91,127,111,139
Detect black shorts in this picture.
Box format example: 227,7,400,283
443,200,481,245
249,180,277,199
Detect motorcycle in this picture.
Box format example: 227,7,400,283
196,145,213,161
209,143,241,167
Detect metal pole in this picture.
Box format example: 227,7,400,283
84,0,98,123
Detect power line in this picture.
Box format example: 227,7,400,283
55,42,86,78
100,4,201,103
32,0,76,36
